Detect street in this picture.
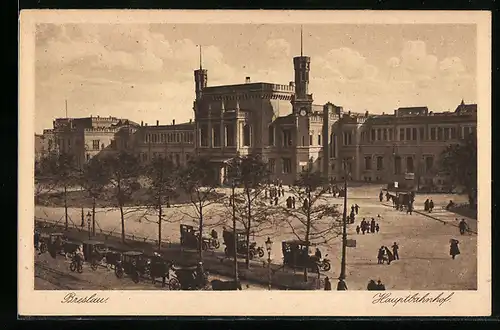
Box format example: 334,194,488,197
35,185,477,290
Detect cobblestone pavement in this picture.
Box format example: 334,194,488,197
35,185,477,290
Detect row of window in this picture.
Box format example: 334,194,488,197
360,126,476,143
145,132,194,144
363,155,435,174
139,152,191,165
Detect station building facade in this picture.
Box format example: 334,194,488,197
38,49,477,189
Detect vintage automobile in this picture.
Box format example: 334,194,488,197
114,251,149,283
82,240,109,270
62,240,81,259
222,229,265,260
281,240,330,273
104,250,123,270
39,232,67,256
180,224,217,251
168,263,209,290
146,252,174,287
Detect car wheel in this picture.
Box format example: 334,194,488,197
115,267,124,279
322,261,331,272
70,262,76,272
77,264,83,273
258,248,265,258
214,240,220,249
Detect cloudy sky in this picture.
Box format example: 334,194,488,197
35,23,476,133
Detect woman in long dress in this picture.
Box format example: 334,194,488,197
450,239,460,259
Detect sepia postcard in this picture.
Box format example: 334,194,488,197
19,10,491,317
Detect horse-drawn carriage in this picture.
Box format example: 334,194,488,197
180,224,219,251
281,240,331,273
114,251,150,284
222,229,265,260
168,263,210,290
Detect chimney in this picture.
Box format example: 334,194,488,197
141,121,143,126
145,123,148,126
156,120,159,126
245,77,251,83
365,111,369,117
172,119,175,125
189,119,192,123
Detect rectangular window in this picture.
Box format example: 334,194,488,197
371,129,375,141
364,156,372,170
92,140,100,150
451,127,457,139
309,134,313,145
376,156,383,171
269,159,275,173
282,158,292,174
283,129,292,147
412,128,417,141
268,126,275,146
406,157,414,173
430,128,436,140
444,127,450,141
419,127,425,141
394,156,402,174
406,128,411,141
437,127,443,141
377,129,381,141
302,136,305,146
317,134,321,146
388,129,393,141
425,156,434,173
243,124,251,146
399,128,405,141
383,129,388,141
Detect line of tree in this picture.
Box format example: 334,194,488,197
439,132,478,208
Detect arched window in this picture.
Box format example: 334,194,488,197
243,124,250,146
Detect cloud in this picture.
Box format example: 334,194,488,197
266,38,291,57
316,47,378,81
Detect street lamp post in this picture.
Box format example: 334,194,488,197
265,236,273,290
339,161,349,283
87,211,92,239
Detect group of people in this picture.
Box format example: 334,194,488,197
356,217,380,235
377,243,400,265
323,277,348,290
367,279,386,290
285,196,296,209
424,199,435,213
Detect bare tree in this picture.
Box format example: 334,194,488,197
178,156,221,266
102,151,142,243
80,156,110,236
225,155,272,269
34,156,58,205
278,168,341,282
143,156,179,251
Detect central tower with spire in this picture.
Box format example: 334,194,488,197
292,26,312,105
194,45,207,100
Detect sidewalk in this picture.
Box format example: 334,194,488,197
381,202,477,234
35,218,321,290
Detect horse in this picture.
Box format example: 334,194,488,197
210,279,242,290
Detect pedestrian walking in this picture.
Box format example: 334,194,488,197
429,199,434,213
354,204,360,215
377,246,385,264
450,239,460,259
356,225,360,235
424,198,429,212
351,205,355,214
459,219,468,235
337,278,348,290
379,190,384,202
324,277,332,290
349,211,355,224
292,196,296,209
367,279,377,290
376,280,386,290
370,218,376,233
375,223,380,233
286,196,291,209
407,202,413,215
361,219,366,235
392,242,399,260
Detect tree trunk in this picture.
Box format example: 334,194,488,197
245,187,252,269
64,185,68,231
232,186,239,283
198,204,203,263
92,196,96,236
158,198,162,251
120,204,125,243
303,190,312,283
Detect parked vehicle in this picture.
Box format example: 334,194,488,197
222,229,264,260
115,251,149,284
168,263,209,290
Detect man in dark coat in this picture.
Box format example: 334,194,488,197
356,225,360,235
354,204,360,215
376,280,386,290
361,219,366,234
450,239,460,259
375,223,380,233
367,279,378,290
459,219,468,235
351,205,355,214
429,199,434,213
379,191,384,202
292,197,296,209
392,242,399,260
424,199,430,212
370,218,376,233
